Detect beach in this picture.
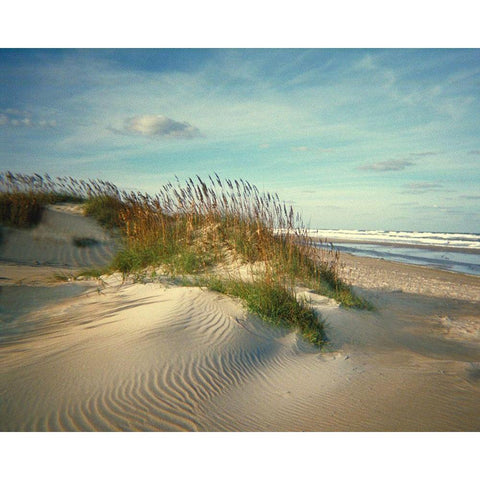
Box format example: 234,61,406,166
339,252,480,302
1,206,480,431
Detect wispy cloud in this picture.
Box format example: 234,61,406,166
409,151,439,157
317,147,335,154
353,54,376,72
459,194,480,200
112,114,202,139
402,182,445,194
314,204,344,210
0,109,56,128
292,146,309,152
390,201,420,207
358,159,414,171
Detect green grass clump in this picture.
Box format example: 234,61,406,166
208,277,325,346
112,241,216,276
77,267,110,279
83,195,124,229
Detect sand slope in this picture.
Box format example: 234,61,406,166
1,275,479,431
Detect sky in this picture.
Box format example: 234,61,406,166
1,48,479,233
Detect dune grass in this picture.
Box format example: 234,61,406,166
76,267,110,279
0,172,85,227
0,171,369,345
207,277,325,345
0,191,45,227
83,195,124,229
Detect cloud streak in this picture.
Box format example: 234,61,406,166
460,194,480,200
292,146,309,152
402,182,445,194
409,151,439,157
0,109,56,128
358,159,415,171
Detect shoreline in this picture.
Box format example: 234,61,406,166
310,235,480,255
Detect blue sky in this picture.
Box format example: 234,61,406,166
1,48,479,232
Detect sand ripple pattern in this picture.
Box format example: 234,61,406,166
1,284,480,431
0,286,288,431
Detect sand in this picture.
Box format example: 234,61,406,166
1,207,479,431
339,252,480,302
0,204,119,286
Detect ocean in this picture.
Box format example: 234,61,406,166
308,229,480,277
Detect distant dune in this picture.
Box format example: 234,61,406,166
0,203,118,271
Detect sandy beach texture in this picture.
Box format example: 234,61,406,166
1,206,479,431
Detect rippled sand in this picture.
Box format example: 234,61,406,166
1,273,479,431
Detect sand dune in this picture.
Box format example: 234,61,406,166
1,206,480,431
0,204,118,271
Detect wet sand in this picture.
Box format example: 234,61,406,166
1,208,479,431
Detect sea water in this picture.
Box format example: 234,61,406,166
307,229,480,276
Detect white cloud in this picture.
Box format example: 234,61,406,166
359,159,414,171
116,114,202,139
